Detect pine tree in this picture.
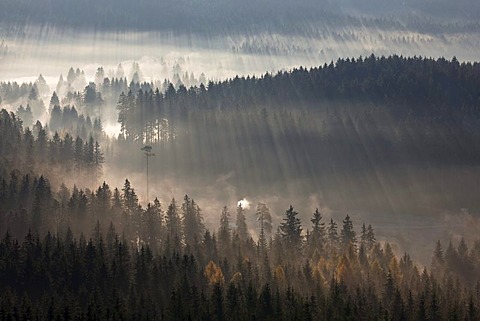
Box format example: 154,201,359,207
49,92,60,109
122,179,139,237
235,204,248,241
279,205,302,252
31,175,52,234
74,137,84,171
218,206,230,244
341,215,356,252
256,203,272,252
143,198,163,249
307,208,326,257
327,219,339,255
94,181,111,224
365,224,376,251
85,136,95,168
93,141,104,181
35,121,48,163
360,223,367,245
182,195,203,247
431,240,444,277
165,198,182,250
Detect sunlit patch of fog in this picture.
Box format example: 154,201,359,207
238,198,251,210
103,122,121,137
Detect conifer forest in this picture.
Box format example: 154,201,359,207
1,1,480,320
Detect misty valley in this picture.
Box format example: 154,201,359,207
2,1,480,320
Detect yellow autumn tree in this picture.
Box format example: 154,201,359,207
230,272,243,285
274,265,286,284
335,256,353,286
389,256,402,284
205,260,225,285
314,257,330,287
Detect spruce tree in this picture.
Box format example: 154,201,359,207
341,215,356,251
280,205,302,251
235,204,248,241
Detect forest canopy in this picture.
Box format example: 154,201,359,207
1,55,480,320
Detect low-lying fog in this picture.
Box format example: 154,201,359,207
2,26,480,88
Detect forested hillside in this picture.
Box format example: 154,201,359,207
1,179,480,320
3,56,480,216
2,55,480,320
107,55,480,214
2,0,480,316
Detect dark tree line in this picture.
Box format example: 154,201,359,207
0,109,104,186
134,55,479,114
1,183,480,320
1,102,480,319
49,105,103,142
115,55,480,149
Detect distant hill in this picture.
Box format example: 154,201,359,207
0,0,479,34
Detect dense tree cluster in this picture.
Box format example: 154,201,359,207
142,55,479,112
431,239,480,286
0,79,50,125
49,105,103,141
1,185,480,320
1,108,480,320
2,55,480,319
0,82,36,104
0,109,104,185
116,89,172,144
56,68,87,96
60,85,104,118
